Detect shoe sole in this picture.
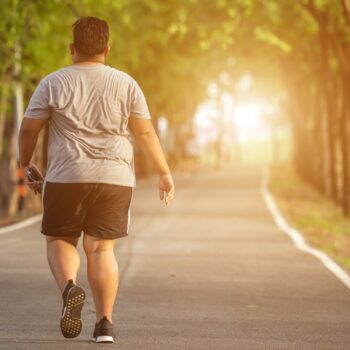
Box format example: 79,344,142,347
60,285,86,338
95,335,115,343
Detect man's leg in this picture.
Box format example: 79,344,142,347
83,233,118,323
46,236,80,292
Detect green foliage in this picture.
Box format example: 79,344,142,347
1,0,256,123
0,0,349,130
254,27,292,53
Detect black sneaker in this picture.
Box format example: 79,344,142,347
60,279,86,338
93,316,114,343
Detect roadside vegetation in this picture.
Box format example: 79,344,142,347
270,165,350,273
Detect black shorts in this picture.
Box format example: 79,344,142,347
41,182,133,239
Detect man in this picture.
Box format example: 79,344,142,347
18,16,174,343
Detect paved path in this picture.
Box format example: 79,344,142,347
0,166,350,350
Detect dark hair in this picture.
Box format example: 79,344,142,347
72,16,109,56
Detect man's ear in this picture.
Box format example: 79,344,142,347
104,45,110,57
69,43,75,55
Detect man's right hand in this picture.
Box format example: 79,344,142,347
159,174,175,205
128,118,174,204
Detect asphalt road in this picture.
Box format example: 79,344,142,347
0,165,350,350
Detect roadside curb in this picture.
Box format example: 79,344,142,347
261,166,350,291
0,214,42,235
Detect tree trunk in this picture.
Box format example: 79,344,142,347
340,73,350,215
0,80,11,157
319,28,338,202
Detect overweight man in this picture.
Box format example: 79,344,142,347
18,16,174,343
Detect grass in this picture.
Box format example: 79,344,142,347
270,165,350,273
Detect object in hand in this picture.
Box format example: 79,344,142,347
25,167,43,194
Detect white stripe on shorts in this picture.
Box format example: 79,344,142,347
126,187,134,234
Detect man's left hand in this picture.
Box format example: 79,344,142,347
23,163,44,195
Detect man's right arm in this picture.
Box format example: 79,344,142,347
128,117,174,205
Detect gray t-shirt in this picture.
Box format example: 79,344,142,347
24,63,151,187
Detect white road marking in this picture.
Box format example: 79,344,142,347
0,214,42,235
261,166,350,290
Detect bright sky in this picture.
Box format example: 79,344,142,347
194,95,272,144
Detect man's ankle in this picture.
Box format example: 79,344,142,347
96,315,113,324
62,279,75,298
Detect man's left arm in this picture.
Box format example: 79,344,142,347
19,77,51,192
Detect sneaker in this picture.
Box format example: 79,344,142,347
93,316,114,343
60,279,86,338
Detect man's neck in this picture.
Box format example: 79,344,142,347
73,57,105,65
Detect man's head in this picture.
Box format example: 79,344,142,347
70,16,110,62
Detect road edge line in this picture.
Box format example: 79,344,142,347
261,166,350,291
0,214,42,235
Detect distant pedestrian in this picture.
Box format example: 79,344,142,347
18,16,174,343
17,167,27,213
